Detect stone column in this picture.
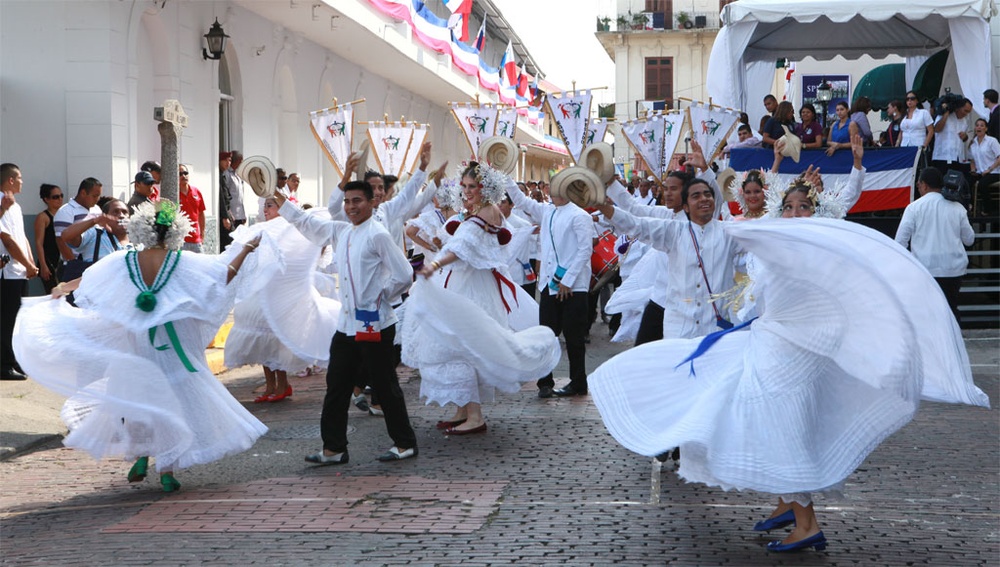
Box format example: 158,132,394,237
153,100,188,203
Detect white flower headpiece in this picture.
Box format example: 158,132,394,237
763,175,852,219
127,201,193,250
728,169,779,215
459,162,509,206
435,177,463,211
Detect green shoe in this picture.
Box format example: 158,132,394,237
160,473,181,492
127,457,149,483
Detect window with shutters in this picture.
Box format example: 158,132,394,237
645,57,673,108
645,0,672,29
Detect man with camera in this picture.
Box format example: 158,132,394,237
1,163,39,380
931,97,974,186
895,167,975,323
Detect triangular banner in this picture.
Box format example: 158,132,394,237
660,112,687,178
686,102,741,163
621,114,666,185
495,105,519,139
450,103,499,159
545,90,593,163
309,103,355,178
366,122,415,177
402,124,430,174
584,118,609,147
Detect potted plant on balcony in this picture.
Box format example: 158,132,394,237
597,16,611,32
616,14,629,31
677,11,693,29
631,12,648,30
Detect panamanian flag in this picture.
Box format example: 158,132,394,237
729,147,919,213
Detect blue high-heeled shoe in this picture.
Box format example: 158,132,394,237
753,508,795,531
766,531,827,552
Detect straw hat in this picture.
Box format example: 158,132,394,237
354,138,371,180
478,136,519,175
778,125,802,163
716,167,738,201
580,142,615,183
236,155,277,198
549,166,606,208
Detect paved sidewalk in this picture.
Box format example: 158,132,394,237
1,328,997,565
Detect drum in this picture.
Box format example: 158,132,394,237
590,230,619,292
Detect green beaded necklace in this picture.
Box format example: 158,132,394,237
126,249,182,312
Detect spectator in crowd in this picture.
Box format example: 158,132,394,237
895,167,975,322
931,97,973,179
127,171,157,215
848,96,874,145
795,103,824,149
883,100,903,147
984,89,999,140
726,124,762,155
900,91,934,150
218,151,238,249
178,164,206,252
759,94,778,135
1,163,38,381
761,101,795,149
54,177,103,257
826,101,852,156
140,160,161,199
33,183,71,293
969,118,1000,216
58,194,126,282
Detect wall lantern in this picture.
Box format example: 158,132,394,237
815,81,833,127
202,18,229,60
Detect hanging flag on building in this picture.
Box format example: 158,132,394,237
499,41,518,90
450,102,499,159
309,100,360,178
515,66,530,101
686,101,741,163
445,0,473,42
365,120,416,177
474,15,487,52
495,105,518,139
545,89,593,163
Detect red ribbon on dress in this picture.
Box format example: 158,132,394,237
491,269,519,313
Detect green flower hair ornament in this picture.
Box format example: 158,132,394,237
155,200,179,227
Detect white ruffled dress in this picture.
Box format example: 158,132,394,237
13,240,281,472
590,219,989,497
402,216,561,406
224,217,340,373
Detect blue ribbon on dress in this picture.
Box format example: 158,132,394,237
674,317,757,377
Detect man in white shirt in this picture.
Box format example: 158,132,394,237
505,179,593,397
1,163,38,380
53,177,103,258
931,97,973,185
596,176,741,341
276,180,418,464
895,167,975,323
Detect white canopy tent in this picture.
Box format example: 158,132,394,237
707,0,998,127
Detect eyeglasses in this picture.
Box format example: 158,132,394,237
179,171,190,176
906,96,917,100
48,193,64,199
278,176,288,181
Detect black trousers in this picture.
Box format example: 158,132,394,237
935,276,963,325
537,291,588,389
1,276,25,372
634,300,665,346
219,218,246,250
320,325,416,453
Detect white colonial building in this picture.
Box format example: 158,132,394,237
1,0,565,261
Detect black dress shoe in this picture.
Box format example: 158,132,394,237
1,368,27,381
553,385,587,397
537,386,554,399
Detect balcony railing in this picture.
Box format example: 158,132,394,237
601,11,721,32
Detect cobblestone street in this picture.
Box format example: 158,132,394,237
2,329,997,566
